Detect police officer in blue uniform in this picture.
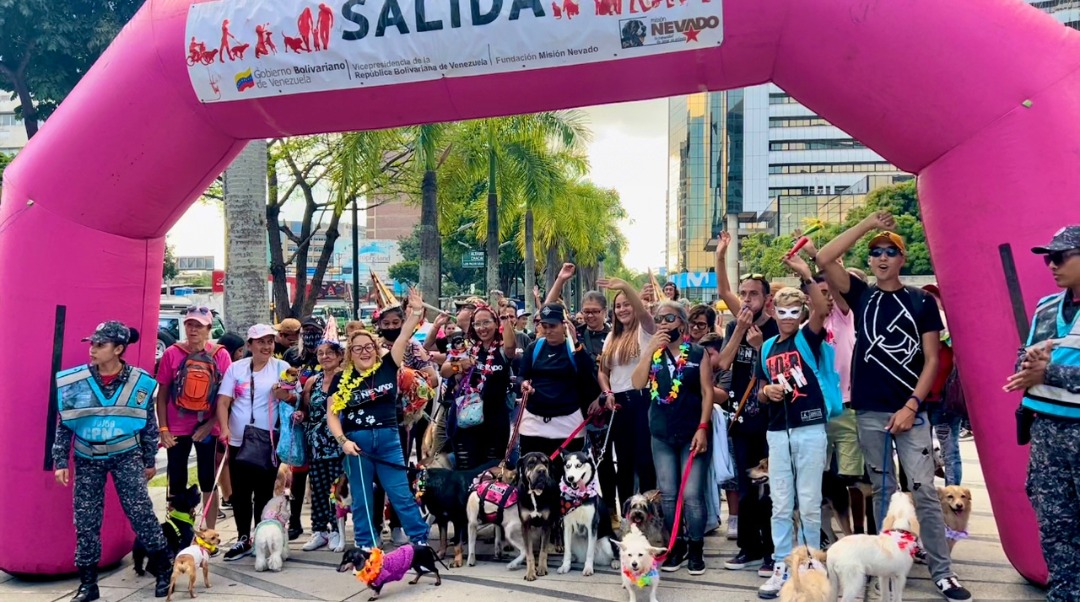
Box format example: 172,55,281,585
52,321,173,601
1007,226,1080,602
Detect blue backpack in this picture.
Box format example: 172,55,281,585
531,337,577,371
761,330,843,421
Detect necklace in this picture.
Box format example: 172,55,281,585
330,361,382,413
462,342,498,395
649,339,690,405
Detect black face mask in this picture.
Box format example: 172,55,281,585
380,327,402,342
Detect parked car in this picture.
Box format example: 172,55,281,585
157,297,225,365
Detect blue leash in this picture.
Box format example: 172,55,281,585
877,414,926,532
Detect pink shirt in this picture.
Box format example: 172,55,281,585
824,305,855,403
156,343,232,437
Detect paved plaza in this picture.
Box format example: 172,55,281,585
2,439,1046,601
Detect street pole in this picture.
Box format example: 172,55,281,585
351,195,360,320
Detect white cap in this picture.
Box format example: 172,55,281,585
247,324,277,341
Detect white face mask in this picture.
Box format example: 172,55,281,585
776,307,802,320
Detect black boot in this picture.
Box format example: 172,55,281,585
149,550,174,598
687,540,706,575
71,566,99,602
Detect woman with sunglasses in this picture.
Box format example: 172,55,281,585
687,304,717,344
596,278,658,508
156,306,232,531
326,289,430,549
632,301,713,576
299,340,347,552
441,304,517,469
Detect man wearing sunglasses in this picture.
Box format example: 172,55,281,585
1008,225,1080,602
817,211,970,600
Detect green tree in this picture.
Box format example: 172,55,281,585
0,0,142,138
162,244,179,282
409,123,456,307
388,260,419,286
0,152,11,189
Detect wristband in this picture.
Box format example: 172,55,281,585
159,426,170,432
336,434,349,446
907,395,923,406
574,343,584,353
697,422,709,431
603,390,613,397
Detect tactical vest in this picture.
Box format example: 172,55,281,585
56,365,158,459
1022,292,1080,419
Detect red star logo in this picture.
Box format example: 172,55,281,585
684,27,700,42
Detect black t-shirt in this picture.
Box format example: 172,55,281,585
724,317,779,434
649,344,706,446
840,274,944,413
577,324,611,374
338,355,400,432
464,345,512,422
521,340,597,418
755,324,828,431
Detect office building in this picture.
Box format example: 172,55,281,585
0,99,30,157
1030,0,1080,28
366,192,420,241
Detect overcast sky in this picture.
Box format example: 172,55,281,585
167,99,669,273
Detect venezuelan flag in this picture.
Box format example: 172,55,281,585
234,69,255,92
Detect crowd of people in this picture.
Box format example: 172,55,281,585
52,213,1080,602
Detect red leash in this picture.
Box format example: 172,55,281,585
548,406,605,461
654,449,698,562
501,390,530,467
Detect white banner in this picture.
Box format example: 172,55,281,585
185,0,723,103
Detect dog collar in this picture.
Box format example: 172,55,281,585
195,535,218,554
622,562,658,589
355,548,385,588
883,529,921,557
798,558,827,575
945,526,969,540
167,510,194,526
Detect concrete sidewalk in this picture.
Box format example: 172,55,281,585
2,439,1046,601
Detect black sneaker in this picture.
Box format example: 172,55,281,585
220,498,232,509
686,541,706,575
914,548,928,565
288,527,303,541
757,556,775,577
223,536,253,561
723,552,764,570
936,576,972,600
661,541,687,572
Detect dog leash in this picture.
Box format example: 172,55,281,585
877,414,927,533
589,409,617,468
354,447,381,551
548,406,605,461
654,449,697,563
197,447,229,530
501,390,530,467
728,377,757,433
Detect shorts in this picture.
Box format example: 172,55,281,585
826,407,864,477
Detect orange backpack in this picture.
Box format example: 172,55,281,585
172,344,222,414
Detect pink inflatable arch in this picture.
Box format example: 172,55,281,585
0,0,1073,582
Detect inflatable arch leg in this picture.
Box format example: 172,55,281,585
1,0,1074,583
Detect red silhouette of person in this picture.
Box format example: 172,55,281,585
316,3,334,51
255,24,278,58
298,7,315,52
219,19,239,62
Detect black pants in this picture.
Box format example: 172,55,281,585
612,389,656,503
454,411,510,470
229,446,278,540
166,435,216,497
732,431,773,558
289,468,308,532
309,457,344,533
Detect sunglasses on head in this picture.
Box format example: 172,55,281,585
1044,249,1080,267
185,306,211,315
654,314,679,324
870,247,901,258
739,273,765,281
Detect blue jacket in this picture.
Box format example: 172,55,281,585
1022,292,1080,419
54,364,159,462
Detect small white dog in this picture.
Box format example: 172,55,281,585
827,491,921,602
254,465,293,572
616,524,665,602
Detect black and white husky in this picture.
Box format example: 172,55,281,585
557,451,618,576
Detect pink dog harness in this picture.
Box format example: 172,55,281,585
472,472,518,524
882,529,922,557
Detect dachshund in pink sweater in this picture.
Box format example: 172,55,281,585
338,544,447,600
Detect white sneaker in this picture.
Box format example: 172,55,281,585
726,516,739,540
329,531,345,552
302,531,330,551
391,527,409,546
757,564,788,599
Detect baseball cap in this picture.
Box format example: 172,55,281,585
83,321,135,345
247,324,277,341
1032,225,1080,254
538,304,566,325
517,309,527,318
868,231,906,254
182,305,213,326
301,316,327,331
274,318,302,334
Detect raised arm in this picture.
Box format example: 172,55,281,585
714,231,741,317
394,289,426,367
597,277,655,334
783,254,826,333
816,211,895,295
544,263,576,305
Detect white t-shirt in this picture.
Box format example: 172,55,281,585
519,408,586,439
219,357,291,448
603,326,653,393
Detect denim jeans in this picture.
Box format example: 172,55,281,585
342,427,429,547
766,424,827,562
928,403,963,485
651,436,709,541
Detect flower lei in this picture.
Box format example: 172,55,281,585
414,465,427,503
460,342,497,395
354,547,384,587
622,561,659,588
330,361,382,414
649,339,690,405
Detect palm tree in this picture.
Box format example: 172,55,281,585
452,112,590,296
222,140,270,331
533,181,626,295
410,123,455,307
